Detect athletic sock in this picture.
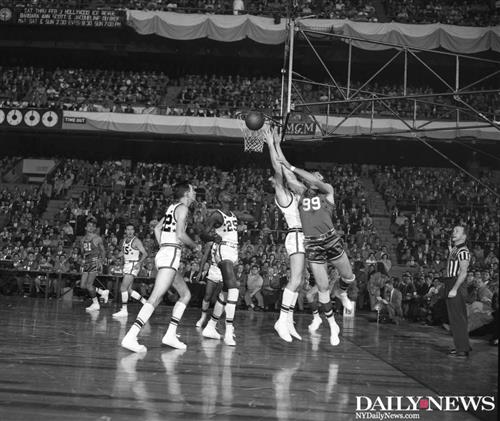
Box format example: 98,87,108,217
279,288,294,322
211,292,226,322
289,291,299,321
318,291,333,314
225,288,239,325
339,275,355,291
121,291,129,310
167,302,187,336
130,290,145,304
129,302,154,338
201,299,210,313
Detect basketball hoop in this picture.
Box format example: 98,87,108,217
239,119,266,153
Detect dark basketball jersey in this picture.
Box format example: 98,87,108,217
298,191,335,237
82,234,100,261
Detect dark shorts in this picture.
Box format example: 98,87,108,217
305,232,345,264
83,259,98,273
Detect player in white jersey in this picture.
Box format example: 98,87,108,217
112,224,148,319
121,182,200,353
196,241,223,328
264,128,305,342
201,191,253,346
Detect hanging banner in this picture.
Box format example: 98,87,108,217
0,108,62,129
0,7,125,28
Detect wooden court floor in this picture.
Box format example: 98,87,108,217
0,296,497,421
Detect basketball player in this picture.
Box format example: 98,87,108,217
200,191,248,346
264,128,304,343
80,218,109,312
196,241,223,328
277,147,355,346
121,182,200,353
112,224,148,318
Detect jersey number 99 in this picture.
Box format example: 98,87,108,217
302,197,321,211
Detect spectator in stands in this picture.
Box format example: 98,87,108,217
377,279,403,324
244,265,264,311
233,0,244,15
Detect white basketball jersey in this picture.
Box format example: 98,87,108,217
275,193,302,229
160,203,182,244
215,210,238,244
123,237,140,262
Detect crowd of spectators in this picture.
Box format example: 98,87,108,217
0,66,170,113
1,0,380,21
384,0,500,27
2,67,498,122
4,0,499,26
0,160,497,342
367,165,498,339
374,166,499,210
0,159,385,310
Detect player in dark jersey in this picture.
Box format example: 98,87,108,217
80,218,108,312
277,154,355,346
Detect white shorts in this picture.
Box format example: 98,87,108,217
123,261,140,277
213,242,238,265
207,264,223,283
285,230,305,256
155,245,182,271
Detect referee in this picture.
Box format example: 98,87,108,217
444,225,471,358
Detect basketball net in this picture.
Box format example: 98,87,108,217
239,119,266,153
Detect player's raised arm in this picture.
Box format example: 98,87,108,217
264,126,284,180
175,205,198,249
274,133,306,196
264,126,295,205
280,159,334,199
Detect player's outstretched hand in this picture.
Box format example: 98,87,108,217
277,158,291,171
263,125,274,146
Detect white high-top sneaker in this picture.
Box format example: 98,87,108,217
335,289,353,314
121,333,147,353
224,324,236,346
328,318,340,346
274,319,292,342
85,302,100,312
202,321,221,340
308,316,322,332
196,313,207,328
112,308,128,318
162,330,187,350
288,315,302,341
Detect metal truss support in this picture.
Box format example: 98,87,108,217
281,19,500,139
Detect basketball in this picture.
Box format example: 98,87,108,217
245,111,265,131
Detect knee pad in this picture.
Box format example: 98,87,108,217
217,291,227,306
227,288,239,304
318,290,330,305
340,274,355,290
319,301,333,314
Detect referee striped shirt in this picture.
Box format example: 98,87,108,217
447,243,470,277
